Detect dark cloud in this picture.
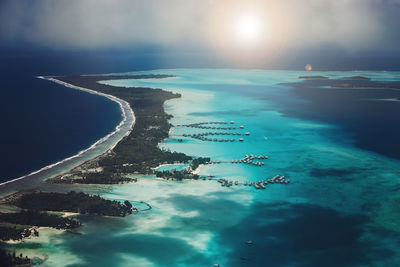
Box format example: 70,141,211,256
0,0,399,70
0,0,399,52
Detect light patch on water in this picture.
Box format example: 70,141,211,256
292,122,333,129
310,144,360,159
117,253,154,267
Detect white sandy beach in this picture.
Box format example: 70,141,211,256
0,76,136,193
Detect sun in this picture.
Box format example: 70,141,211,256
235,15,262,43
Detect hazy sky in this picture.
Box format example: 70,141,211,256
1,0,400,69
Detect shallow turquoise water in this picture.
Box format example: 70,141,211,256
12,69,400,267
155,164,189,172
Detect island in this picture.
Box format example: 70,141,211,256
0,249,31,267
343,76,371,80
47,74,197,184
331,83,400,89
0,191,135,242
298,75,329,79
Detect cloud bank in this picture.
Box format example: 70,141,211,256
0,0,399,56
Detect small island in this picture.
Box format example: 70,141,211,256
343,75,371,80
299,75,329,79
0,249,31,267
331,83,399,89
0,191,135,242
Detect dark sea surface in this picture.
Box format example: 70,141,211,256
283,79,400,160
0,52,137,183
0,75,122,182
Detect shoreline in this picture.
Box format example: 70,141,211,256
152,163,188,170
0,76,135,188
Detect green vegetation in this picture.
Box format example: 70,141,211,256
155,157,210,180
0,248,31,267
48,74,194,184
0,211,80,230
0,226,36,241
0,191,135,245
50,172,133,185
155,169,199,180
13,191,134,217
190,157,211,170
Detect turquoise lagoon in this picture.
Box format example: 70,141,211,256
10,70,400,266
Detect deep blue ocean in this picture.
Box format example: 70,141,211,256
0,53,137,183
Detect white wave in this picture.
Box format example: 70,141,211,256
0,76,135,187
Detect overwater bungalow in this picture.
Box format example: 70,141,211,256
239,138,244,141
245,132,250,136
240,125,244,129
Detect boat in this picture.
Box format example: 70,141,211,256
246,241,253,245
